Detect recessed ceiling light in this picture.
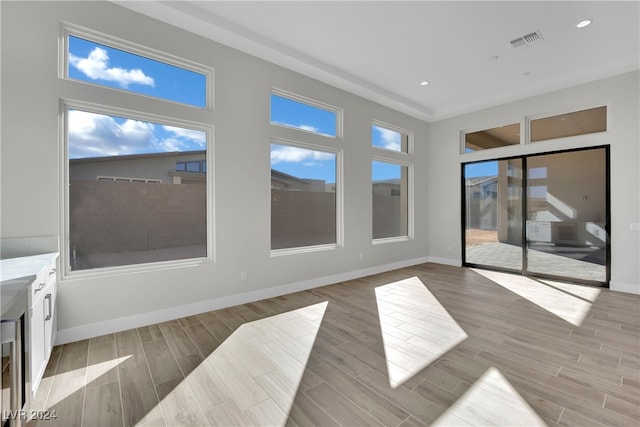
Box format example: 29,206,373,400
524,72,532,76
420,81,429,86
577,19,592,28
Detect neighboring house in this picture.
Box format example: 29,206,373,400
71,150,334,191
465,176,498,200
69,150,207,185
270,169,330,192
465,176,498,231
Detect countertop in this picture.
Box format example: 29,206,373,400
1,252,58,318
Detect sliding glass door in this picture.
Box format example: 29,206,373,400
463,146,609,286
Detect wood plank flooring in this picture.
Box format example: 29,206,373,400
24,263,640,426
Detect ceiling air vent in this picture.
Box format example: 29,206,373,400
510,30,544,48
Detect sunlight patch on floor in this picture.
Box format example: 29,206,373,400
156,301,328,426
472,268,599,326
46,355,132,407
375,276,467,388
432,367,547,426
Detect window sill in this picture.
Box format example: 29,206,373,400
270,244,338,257
61,255,213,282
372,236,410,245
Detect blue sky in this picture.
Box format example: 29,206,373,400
68,36,206,159
68,35,407,183
465,161,498,178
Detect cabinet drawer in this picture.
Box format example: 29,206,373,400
31,260,56,299
29,269,46,299
44,261,56,287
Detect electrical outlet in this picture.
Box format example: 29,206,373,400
240,271,247,280
631,222,640,231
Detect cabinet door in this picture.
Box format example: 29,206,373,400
30,291,46,394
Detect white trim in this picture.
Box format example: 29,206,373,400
55,256,429,345
609,281,640,295
372,236,410,245
270,244,337,258
427,256,462,267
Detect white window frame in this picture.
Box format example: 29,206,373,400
60,101,214,279
269,137,344,257
270,88,344,139
60,22,214,110
371,155,414,245
371,120,413,155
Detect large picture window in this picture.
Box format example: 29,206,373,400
67,109,208,271
271,142,338,251
372,161,409,239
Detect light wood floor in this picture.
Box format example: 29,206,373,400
26,263,640,426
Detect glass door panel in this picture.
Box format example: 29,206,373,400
525,149,608,282
464,159,523,272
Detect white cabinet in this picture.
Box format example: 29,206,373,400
29,257,57,396
526,221,552,243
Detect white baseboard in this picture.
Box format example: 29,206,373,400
56,256,429,345
427,256,461,267
609,281,640,295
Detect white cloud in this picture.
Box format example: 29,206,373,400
156,138,187,152
68,111,206,159
69,47,154,88
272,121,333,137
162,126,206,147
68,110,156,158
296,124,320,133
376,127,402,151
271,145,334,165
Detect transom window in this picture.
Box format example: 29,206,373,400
270,89,341,138
530,106,607,142
372,122,410,153
66,33,208,108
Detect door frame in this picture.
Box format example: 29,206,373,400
461,145,611,287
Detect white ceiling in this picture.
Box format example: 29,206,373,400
116,1,639,122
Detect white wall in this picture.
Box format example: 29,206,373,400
0,1,429,343
427,71,640,294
